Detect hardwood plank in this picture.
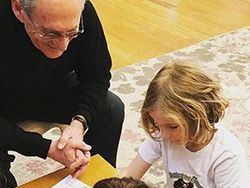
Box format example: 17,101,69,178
92,0,250,69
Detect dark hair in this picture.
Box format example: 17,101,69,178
19,0,37,16
93,177,151,188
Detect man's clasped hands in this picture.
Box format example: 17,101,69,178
47,120,91,178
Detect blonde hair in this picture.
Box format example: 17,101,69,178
141,61,229,144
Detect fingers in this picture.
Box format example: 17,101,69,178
64,148,76,162
72,165,87,178
71,150,90,178
69,150,90,170
71,141,92,152
57,134,70,150
58,126,86,150
84,149,91,160
65,145,91,162
58,134,91,163
58,136,77,162
56,125,91,168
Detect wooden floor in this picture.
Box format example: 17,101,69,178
92,0,250,69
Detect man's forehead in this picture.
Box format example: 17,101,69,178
30,0,84,30
34,0,85,14
40,25,78,33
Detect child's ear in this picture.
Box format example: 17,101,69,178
11,0,25,23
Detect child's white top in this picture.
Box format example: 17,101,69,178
139,126,249,188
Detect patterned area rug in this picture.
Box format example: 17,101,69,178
113,27,250,187
11,27,250,187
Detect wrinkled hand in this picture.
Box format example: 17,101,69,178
48,120,91,177
72,149,91,178
57,120,86,161
48,139,91,177
58,120,84,148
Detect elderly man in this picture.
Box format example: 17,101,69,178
0,0,124,187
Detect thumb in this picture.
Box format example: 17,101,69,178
78,142,92,151
82,142,92,151
57,135,70,150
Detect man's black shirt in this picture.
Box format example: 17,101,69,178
0,0,112,158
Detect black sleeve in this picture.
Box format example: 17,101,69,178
0,117,51,159
73,0,112,125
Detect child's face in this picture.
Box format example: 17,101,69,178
149,107,184,145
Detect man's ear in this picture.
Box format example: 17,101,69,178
11,0,25,23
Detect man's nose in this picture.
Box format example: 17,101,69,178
54,37,70,51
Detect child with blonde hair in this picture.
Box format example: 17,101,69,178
122,61,249,187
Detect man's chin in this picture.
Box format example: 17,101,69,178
42,50,64,59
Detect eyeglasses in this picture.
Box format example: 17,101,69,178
25,13,84,40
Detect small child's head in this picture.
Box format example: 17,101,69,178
93,177,150,188
141,61,229,147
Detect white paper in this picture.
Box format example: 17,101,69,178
52,175,91,188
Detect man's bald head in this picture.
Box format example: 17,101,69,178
19,0,86,16
13,0,87,58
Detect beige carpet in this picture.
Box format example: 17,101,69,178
11,27,250,187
